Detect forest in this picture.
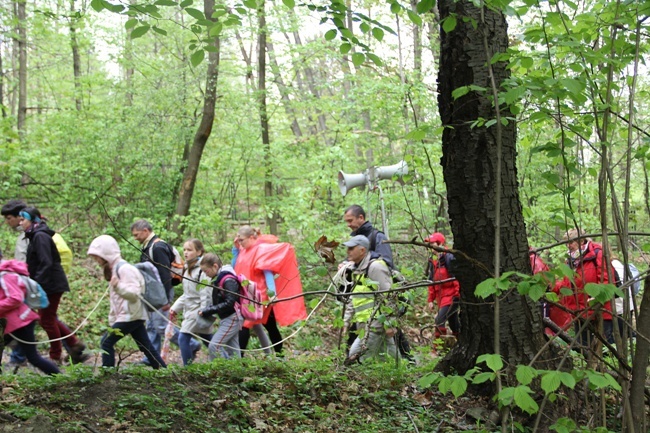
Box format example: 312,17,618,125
0,0,649,432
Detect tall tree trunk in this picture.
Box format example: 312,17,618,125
124,0,136,105
629,276,650,432
69,0,82,111
172,0,220,236
267,40,302,138
15,0,26,135
437,0,550,376
0,36,5,118
257,0,277,235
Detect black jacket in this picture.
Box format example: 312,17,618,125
201,271,239,320
24,223,70,294
140,235,173,301
351,221,394,268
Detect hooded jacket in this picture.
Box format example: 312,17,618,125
553,241,613,321
24,222,69,294
426,252,460,307
171,259,212,333
202,264,240,320
87,235,147,326
0,260,40,334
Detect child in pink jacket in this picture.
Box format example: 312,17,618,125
0,247,60,375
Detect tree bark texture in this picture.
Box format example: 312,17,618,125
437,0,549,375
267,40,302,138
258,0,277,235
69,0,82,111
15,0,27,134
0,36,5,118
629,276,649,432
172,0,220,236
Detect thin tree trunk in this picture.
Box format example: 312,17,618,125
410,0,422,125
124,0,136,105
257,0,276,235
69,0,82,111
0,37,5,118
629,276,650,432
172,0,220,236
15,0,27,135
267,40,302,138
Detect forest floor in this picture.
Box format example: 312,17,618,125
0,326,498,433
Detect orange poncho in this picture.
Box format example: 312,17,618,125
234,235,307,327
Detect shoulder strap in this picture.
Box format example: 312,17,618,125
369,229,378,252
150,238,175,262
218,273,237,288
114,260,127,279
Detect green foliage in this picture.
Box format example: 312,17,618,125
3,356,446,432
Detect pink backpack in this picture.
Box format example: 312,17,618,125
219,273,263,321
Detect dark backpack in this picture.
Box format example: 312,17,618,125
116,261,169,311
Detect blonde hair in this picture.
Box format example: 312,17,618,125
564,228,589,244
238,225,261,239
201,253,222,269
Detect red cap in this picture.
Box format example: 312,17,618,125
425,232,446,245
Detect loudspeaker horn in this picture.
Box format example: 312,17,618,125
338,171,368,196
370,160,408,184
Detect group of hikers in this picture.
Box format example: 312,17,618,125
0,198,642,375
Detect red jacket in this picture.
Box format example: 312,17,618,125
553,241,613,320
0,260,40,334
426,253,460,307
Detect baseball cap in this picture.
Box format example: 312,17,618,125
342,235,370,250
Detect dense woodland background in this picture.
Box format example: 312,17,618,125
1,0,649,431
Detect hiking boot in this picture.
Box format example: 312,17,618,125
68,343,90,364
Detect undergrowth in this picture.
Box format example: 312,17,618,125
0,356,460,433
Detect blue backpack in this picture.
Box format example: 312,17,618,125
0,272,49,310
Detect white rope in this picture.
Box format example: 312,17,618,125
8,287,109,345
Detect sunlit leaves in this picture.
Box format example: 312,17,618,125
351,52,365,67
324,29,337,41
442,15,456,33
416,0,435,14
185,7,205,20
406,10,422,25
477,354,503,372
130,25,150,39
372,27,384,42
282,0,295,8
190,49,205,67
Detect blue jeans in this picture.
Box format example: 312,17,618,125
142,309,201,364
178,332,212,366
10,321,72,363
101,320,166,369
4,321,60,375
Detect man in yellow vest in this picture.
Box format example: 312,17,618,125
342,235,399,363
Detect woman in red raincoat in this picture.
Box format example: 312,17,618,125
553,229,614,346
233,226,307,356
424,233,460,339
